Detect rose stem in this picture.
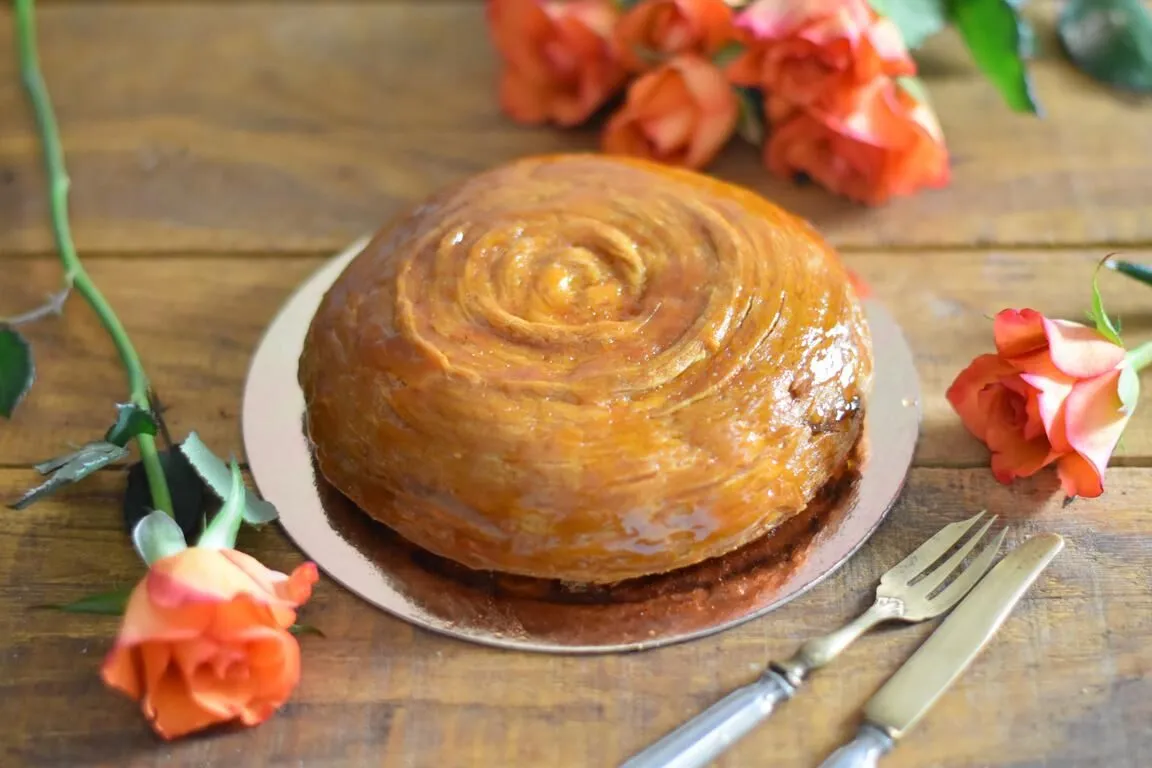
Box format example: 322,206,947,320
14,0,174,517
1126,340,1152,373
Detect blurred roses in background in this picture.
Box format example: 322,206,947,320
485,0,1049,205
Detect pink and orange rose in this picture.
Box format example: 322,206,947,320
947,308,1133,498
728,0,914,113
765,77,949,205
487,0,626,126
614,0,736,72
483,0,954,202
603,54,738,169
101,548,319,739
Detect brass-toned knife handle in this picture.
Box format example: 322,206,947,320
617,669,795,768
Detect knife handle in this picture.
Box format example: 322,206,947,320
818,724,894,768
618,669,795,768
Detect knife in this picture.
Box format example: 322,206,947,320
818,532,1064,768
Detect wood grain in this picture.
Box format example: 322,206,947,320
3,1,1152,766
3,3,1152,256
0,467,1148,768
5,249,1152,472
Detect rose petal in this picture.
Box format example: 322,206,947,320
1057,452,1105,498
145,662,225,740
992,308,1047,360
149,549,311,612
100,645,145,701
1063,369,1132,492
980,384,1058,482
1018,373,1074,452
499,69,551,125
220,552,318,610
1041,317,1126,379
112,582,215,647
945,354,1017,441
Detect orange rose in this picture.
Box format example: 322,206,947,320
487,0,626,126
614,0,736,72
603,55,738,169
727,0,914,113
947,308,1133,498
101,548,319,739
764,78,949,205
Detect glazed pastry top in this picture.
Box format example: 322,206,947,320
298,154,872,583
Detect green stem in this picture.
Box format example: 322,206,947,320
1126,339,1152,373
1105,258,1152,289
15,0,173,517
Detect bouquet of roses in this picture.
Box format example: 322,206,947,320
485,0,1152,205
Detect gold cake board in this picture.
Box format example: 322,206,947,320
241,238,921,654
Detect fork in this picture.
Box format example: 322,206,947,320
619,510,1006,768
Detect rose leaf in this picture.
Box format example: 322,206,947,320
869,0,947,49
0,326,35,419
32,587,132,615
9,441,128,510
104,403,159,447
289,623,327,639
1087,263,1124,346
179,431,279,526
949,0,1041,114
712,42,744,70
132,509,189,566
735,87,765,145
123,447,206,543
1059,0,1152,93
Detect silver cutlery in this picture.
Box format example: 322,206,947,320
620,511,1006,768
819,532,1064,767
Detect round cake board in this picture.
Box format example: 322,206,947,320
242,237,922,654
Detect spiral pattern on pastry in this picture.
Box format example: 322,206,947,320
299,155,873,584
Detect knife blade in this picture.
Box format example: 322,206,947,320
818,532,1064,768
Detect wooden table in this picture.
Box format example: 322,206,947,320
2,2,1150,767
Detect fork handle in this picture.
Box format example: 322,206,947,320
618,669,795,768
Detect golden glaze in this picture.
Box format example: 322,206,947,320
298,155,873,583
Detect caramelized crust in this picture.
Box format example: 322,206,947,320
298,155,873,583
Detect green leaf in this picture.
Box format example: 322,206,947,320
132,509,188,565
1119,364,1141,416
123,448,207,544
734,87,765,146
33,587,132,615
104,403,158,447
1087,263,1123,346
179,432,278,526
9,441,128,510
712,42,744,70
1106,257,1152,288
869,0,947,49
949,0,1041,114
196,459,246,550
0,326,35,419
289,623,326,638
1059,0,1152,93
